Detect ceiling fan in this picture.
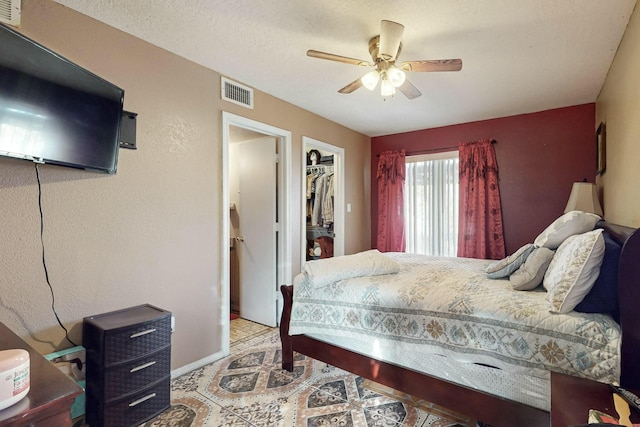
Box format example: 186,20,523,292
307,20,462,99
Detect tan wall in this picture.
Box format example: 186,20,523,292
596,4,640,227
0,0,370,369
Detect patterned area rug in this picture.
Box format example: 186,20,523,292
141,328,467,427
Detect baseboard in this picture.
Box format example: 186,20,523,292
171,349,227,378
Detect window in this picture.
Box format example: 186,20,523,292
405,151,459,257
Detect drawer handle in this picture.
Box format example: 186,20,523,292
130,328,156,338
129,393,156,407
130,361,156,373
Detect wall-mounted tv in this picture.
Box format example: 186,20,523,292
0,23,124,174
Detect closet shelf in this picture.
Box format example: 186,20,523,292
306,226,333,240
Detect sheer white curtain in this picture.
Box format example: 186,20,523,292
405,152,459,256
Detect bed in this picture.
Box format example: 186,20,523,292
279,217,640,427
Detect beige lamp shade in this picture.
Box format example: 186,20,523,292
564,182,603,217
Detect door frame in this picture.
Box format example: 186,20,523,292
301,136,345,268
221,112,292,355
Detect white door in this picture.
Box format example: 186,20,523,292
238,137,277,327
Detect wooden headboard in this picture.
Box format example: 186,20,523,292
599,221,640,389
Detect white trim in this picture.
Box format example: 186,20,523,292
221,112,292,356
301,137,345,269
170,349,226,378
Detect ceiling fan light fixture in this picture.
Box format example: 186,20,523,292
380,78,396,97
307,20,462,100
387,67,406,88
361,70,380,91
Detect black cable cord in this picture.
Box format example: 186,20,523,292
35,164,77,347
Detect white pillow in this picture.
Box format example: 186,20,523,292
485,243,535,279
534,211,601,250
304,249,400,287
543,229,605,313
510,247,555,291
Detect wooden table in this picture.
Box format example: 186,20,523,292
0,322,82,427
552,372,640,426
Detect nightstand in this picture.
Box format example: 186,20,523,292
0,322,82,426
551,372,640,426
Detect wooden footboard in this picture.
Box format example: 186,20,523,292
280,285,294,371
280,284,548,427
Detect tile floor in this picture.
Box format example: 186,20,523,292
229,317,272,346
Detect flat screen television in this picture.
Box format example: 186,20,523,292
0,23,124,174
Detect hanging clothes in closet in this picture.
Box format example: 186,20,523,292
306,162,334,259
307,165,334,228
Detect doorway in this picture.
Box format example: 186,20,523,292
301,137,345,268
221,112,292,355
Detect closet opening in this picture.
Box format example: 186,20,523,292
302,137,344,267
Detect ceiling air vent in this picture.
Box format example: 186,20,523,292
221,77,253,109
0,0,21,26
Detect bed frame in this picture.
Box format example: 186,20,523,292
280,221,640,427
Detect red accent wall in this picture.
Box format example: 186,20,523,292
371,104,596,255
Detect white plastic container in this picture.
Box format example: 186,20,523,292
0,349,30,411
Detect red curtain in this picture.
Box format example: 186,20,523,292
377,150,406,252
457,139,506,259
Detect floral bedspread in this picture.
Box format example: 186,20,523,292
289,253,621,383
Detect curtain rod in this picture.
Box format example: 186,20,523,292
376,140,496,157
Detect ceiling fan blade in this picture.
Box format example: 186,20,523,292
338,77,364,94
307,50,372,67
400,58,463,72
379,20,404,61
398,79,421,99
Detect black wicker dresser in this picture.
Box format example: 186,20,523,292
83,304,172,427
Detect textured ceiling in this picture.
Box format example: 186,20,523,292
55,0,637,137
